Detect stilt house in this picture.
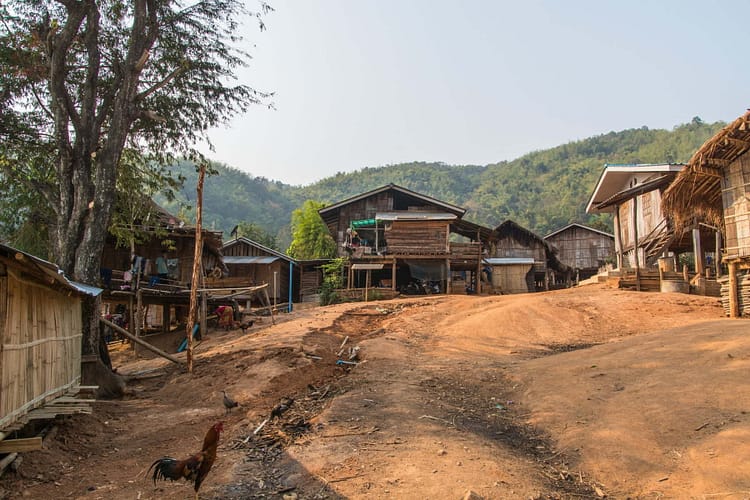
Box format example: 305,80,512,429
663,110,750,314
586,163,718,291
1,244,100,434
318,184,492,295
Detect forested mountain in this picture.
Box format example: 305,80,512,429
164,118,725,251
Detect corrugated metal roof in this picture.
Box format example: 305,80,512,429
484,257,535,265
376,212,457,221
223,256,279,265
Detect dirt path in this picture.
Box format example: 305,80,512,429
3,283,747,499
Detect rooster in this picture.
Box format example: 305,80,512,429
148,422,223,499
222,390,239,415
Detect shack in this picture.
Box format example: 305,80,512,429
220,237,298,308
491,220,571,292
318,184,491,295
544,223,615,281
663,110,750,315
0,244,100,437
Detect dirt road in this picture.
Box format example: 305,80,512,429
3,283,749,499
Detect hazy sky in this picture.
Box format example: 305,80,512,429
202,1,749,186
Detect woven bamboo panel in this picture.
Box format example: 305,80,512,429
1,270,83,429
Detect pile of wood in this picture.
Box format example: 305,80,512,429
719,273,750,316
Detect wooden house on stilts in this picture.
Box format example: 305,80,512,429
318,184,492,297
544,223,615,282
663,110,750,315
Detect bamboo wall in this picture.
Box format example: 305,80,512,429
1,269,82,429
491,264,533,294
722,154,750,259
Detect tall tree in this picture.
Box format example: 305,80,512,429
287,200,337,260
0,0,271,380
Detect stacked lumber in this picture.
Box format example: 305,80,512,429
719,274,750,316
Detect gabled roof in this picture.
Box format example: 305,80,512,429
663,110,750,231
494,220,571,273
0,243,102,296
318,184,466,226
222,236,295,263
544,223,614,240
586,163,685,214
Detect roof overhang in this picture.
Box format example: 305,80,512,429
586,163,685,214
223,256,279,265
376,212,457,222
484,257,535,265
351,263,384,270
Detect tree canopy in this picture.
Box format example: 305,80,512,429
0,0,272,281
287,200,336,260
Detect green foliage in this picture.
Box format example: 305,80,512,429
319,257,346,306
235,221,278,250
287,200,337,260
158,119,725,251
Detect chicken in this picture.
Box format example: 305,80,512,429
239,320,255,333
148,422,223,499
222,390,239,415
270,397,294,419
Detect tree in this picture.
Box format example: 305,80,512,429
287,200,337,260
0,0,272,380
234,221,278,250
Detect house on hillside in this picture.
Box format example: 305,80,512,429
544,223,615,281
586,163,719,291
221,237,297,308
318,184,493,295
1,243,100,435
489,220,572,293
663,110,750,315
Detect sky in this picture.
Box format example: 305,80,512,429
202,1,750,186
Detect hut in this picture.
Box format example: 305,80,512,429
663,110,750,315
220,237,298,309
318,184,491,296
544,223,615,281
490,220,571,293
1,244,100,437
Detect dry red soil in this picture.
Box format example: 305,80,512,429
2,282,749,500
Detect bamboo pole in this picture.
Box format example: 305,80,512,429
100,318,182,364
187,164,206,373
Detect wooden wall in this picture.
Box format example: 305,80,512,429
722,154,750,259
547,228,614,271
1,268,82,429
494,236,546,263
385,220,449,255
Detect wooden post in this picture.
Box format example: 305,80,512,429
162,304,170,334
613,204,624,271
391,258,397,291
632,197,640,291
135,289,143,355
693,227,704,278
364,270,370,302
446,258,452,294
200,291,207,339
715,230,722,278
186,164,206,373
728,261,739,318
100,317,182,364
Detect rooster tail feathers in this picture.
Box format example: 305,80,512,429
148,457,181,483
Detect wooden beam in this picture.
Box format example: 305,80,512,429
724,136,750,148
0,438,43,453
100,317,183,364
728,261,739,318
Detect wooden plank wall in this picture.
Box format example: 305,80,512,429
547,228,614,270
385,221,449,254
1,269,82,429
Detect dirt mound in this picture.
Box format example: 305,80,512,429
2,284,741,499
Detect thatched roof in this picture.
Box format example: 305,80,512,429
662,110,750,231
